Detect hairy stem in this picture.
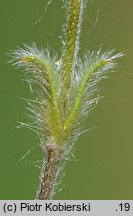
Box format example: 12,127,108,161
36,144,64,200
61,0,83,112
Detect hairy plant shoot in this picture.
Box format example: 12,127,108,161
10,0,123,199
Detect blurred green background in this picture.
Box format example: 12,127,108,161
0,0,132,200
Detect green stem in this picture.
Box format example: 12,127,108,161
61,0,83,111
